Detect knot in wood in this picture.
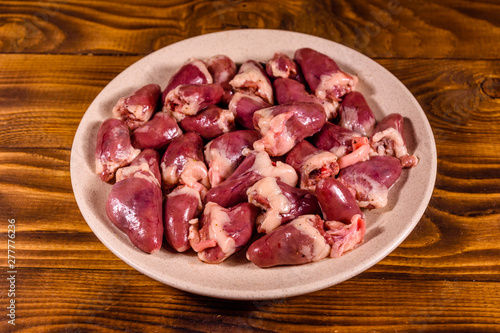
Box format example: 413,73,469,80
481,77,500,99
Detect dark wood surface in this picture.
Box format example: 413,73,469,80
0,0,499,332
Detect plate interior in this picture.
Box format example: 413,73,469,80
71,29,437,300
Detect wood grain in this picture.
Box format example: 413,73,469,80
0,56,498,276
0,1,499,331
0,0,498,58
1,146,499,278
0,54,139,148
1,268,498,332
0,55,499,148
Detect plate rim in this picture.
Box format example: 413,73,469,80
71,29,437,300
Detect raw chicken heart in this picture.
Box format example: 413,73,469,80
106,177,163,254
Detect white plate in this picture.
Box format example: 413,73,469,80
71,29,436,300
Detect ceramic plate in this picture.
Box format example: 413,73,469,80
71,29,436,300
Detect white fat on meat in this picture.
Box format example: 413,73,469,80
96,149,141,178
247,177,292,233
192,202,236,261
268,62,289,79
350,175,388,209
204,55,235,83
188,219,216,253
161,163,178,186
339,107,361,132
228,92,264,114
207,204,236,255
167,186,203,211
249,151,298,187
253,107,275,135
204,140,215,163
112,99,145,121
229,62,273,104
95,127,140,177
329,145,351,159
111,97,127,118
205,141,233,187
115,162,160,187
164,86,197,121
179,160,210,196
216,109,235,133
216,69,232,84
161,159,210,195
320,99,339,120
316,72,358,100
371,127,407,158
116,143,140,163
253,110,295,156
95,159,104,175
326,214,365,258
371,128,419,167
227,92,242,114
188,59,214,84
300,151,339,190
290,215,331,262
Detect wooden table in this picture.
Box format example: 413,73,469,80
1,1,499,331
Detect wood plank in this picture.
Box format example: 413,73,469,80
2,268,498,332
0,55,499,149
0,143,498,279
0,1,498,331
0,56,497,278
1,207,499,280
0,148,87,233
0,54,139,148
386,59,500,149
0,0,499,59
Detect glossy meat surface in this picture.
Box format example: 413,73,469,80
339,91,376,136
247,177,321,233
227,150,298,186
338,155,402,209
265,52,299,79
205,171,264,208
294,47,357,101
112,83,161,130
205,54,237,104
246,215,330,268
228,92,270,130
164,83,224,121
370,113,418,168
131,111,182,150
162,59,213,103
285,140,339,191
95,48,421,268
205,150,297,208
160,132,210,195
273,77,339,120
253,102,326,156
315,177,363,224
190,202,259,263
95,118,140,182
106,177,163,253
179,104,235,140
164,185,202,252
273,77,318,105
311,122,358,158
229,60,274,104
204,130,261,187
